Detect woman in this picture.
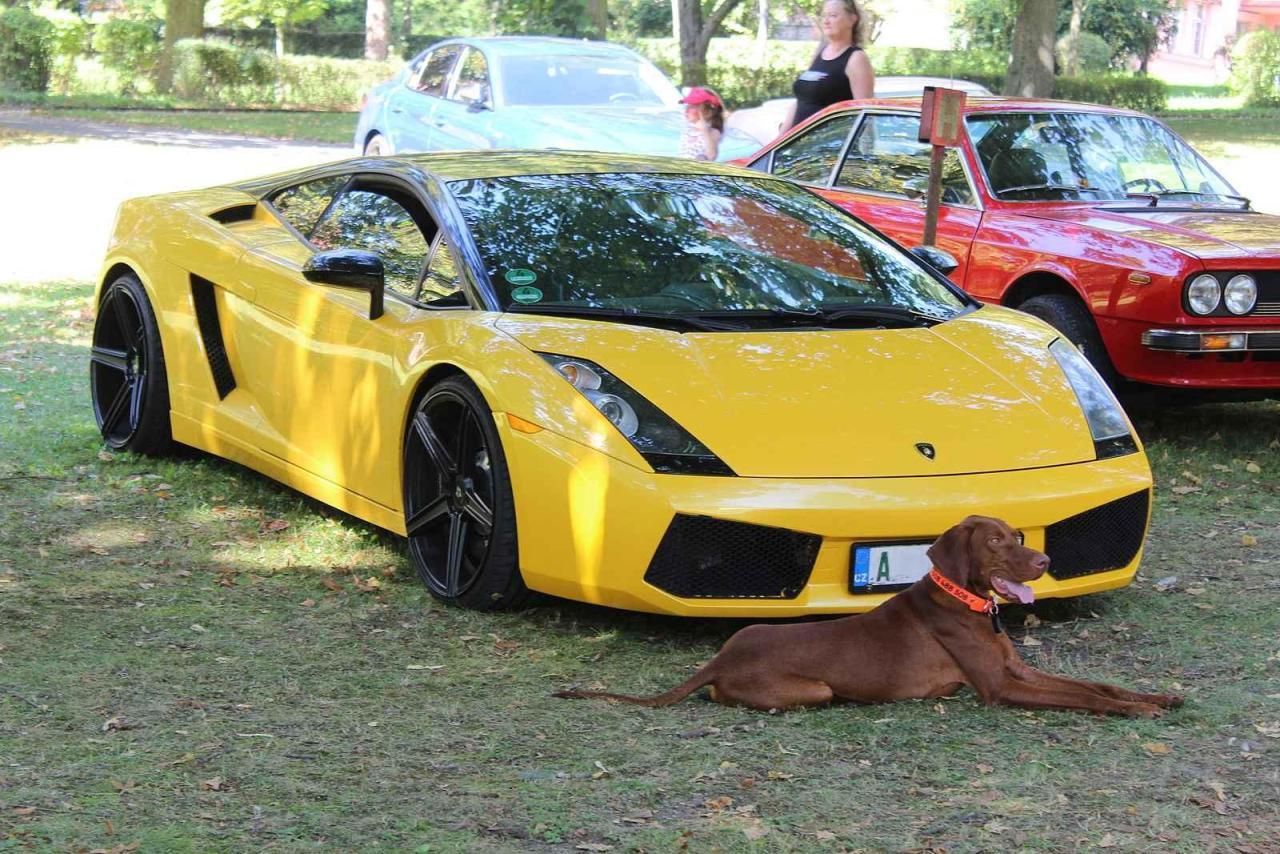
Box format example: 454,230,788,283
783,0,875,131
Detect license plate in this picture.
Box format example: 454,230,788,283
850,542,933,591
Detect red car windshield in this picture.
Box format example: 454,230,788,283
967,112,1240,204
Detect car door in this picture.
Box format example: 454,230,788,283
233,174,467,511
383,44,463,152
819,113,982,286
430,46,496,151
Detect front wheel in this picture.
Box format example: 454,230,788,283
364,133,392,156
402,376,527,610
89,273,172,454
1018,293,1118,384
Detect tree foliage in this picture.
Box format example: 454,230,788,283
953,0,1178,67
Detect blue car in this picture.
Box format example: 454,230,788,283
353,37,759,162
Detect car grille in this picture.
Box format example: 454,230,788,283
1251,271,1280,316
643,515,821,599
1045,490,1150,580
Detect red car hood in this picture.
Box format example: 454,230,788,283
1024,206,1280,261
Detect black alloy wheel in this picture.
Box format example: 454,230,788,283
1019,292,1119,385
403,376,526,610
90,274,172,454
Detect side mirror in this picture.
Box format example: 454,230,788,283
302,249,385,320
909,245,960,277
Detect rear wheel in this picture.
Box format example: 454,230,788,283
1019,293,1118,383
364,133,392,156
402,376,527,610
90,273,172,454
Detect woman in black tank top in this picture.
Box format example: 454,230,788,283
785,0,876,130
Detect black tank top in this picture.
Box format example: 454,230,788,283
793,45,858,126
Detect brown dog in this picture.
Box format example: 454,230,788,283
556,516,1183,717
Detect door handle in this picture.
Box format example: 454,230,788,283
433,119,446,127
391,108,405,114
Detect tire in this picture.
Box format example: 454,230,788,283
402,375,528,610
364,133,392,156
1018,293,1118,383
89,273,172,455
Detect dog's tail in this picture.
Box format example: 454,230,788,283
553,663,717,708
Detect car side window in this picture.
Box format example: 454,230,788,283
836,114,975,206
420,236,466,306
270,176,348,235
415,46,461,97
449,48,490,107
310,189,434,300
769,114,856,185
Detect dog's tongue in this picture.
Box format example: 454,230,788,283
993,576,1035,604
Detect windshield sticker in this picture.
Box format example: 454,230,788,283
510,285,543,304
504,268,538,286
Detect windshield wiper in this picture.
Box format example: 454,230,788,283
817,304,949,327
993,183,1104,198
504,304,747,332
1125,189,1251,209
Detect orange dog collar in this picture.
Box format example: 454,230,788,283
928,568,996,615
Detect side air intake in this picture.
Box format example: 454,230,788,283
190,275,236,399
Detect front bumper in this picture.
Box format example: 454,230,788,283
1142,328,1280,353
501,421,1153,617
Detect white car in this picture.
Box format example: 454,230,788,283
727,76,995,145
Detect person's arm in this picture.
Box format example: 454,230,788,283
780,100,797,133
701,127,721,160
846,49,875,100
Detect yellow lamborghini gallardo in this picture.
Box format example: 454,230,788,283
92,152,1152,616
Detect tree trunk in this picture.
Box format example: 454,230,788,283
677,0,746,86
1066,0,1087,75
365,0,391,61
402,0,412,55
1003,0,1056,97
156,0,204,93
678,0,704,85
588,0,607,39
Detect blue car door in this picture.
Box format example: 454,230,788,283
430,46,496,151
384,44,462,152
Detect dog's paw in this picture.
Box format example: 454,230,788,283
1126,702,1164,719
1158,694,1185,709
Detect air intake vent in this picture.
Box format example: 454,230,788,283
1045,490,1150,580
190,275,237,399
209,204,257,224
643,515,821,599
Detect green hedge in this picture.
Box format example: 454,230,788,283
1230,30,1280,107
0,7,55,93
171,39,399,109
1054,74,1167,113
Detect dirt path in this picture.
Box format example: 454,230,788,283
0,109,346,283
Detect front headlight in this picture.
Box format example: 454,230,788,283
1186,274,1221,315
1224,274,1257,315
538,353,734,475
1049,338,1138,460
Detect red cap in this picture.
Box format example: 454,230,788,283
680,87,722,108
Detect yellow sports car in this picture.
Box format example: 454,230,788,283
92,152,1152,616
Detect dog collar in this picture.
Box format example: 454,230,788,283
928,568,996,615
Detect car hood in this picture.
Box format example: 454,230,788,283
1025,206,1280,261
496,306,1103,478
492,105,760,161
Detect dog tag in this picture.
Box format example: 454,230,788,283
990,602,1003,634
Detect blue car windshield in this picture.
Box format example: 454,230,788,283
498,56,680,107
449,173,968,318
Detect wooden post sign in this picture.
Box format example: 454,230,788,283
917,86,967,247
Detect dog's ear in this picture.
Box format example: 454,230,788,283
927,517,976,584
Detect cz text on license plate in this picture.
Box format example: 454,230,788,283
851,542,932,592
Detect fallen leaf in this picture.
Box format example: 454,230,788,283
1241,534,1257,547
1171,485,1200,495
12,807,36,815
574,845,614,852
766,770,794,781
263,519,290,533
1245,462,1261,474
816,830,837,841
1021,635,1042,647
189,624,207,633
110,779,136,792
102,716,136,732
300,599,315,607
703,795,734,812
1253,722,1280,738
1142,742,1171,755
1154,576,1178,591
1098,832,1117,848
199,777,224,791
743,823,770,840
322,577,343,592
976,763,994,774
1180,470,1202,485
1207,780,1227,801
406,664,445,671
1023,614,1042,628
983,820,1011,833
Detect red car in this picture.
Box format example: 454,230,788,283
738,98,1280,398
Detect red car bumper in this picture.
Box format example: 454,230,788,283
1099,316,1280,389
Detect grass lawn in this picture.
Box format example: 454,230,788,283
2,279,1279,852
35,109,356,146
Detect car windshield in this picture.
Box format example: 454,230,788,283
449,173,968,320
967,111,1240,203
498,55,680,107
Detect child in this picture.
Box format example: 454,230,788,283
678,87,724,161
